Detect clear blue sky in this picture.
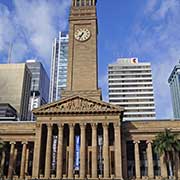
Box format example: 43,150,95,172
0,0,180,119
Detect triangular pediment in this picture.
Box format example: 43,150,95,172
33,95,124,115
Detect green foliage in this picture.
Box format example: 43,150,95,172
153,129,180,156
0,140,4,153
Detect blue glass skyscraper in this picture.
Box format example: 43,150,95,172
168,63,180,118
49,32,69,102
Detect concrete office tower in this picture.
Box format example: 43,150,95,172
108,58,156,121
0,64,31,121
0,103,17,121
168,63,180,118
49,32,69,102
26,60,50,120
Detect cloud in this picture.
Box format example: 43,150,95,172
0,0,71,69
125,0,180,118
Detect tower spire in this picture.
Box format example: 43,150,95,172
62,0,101,100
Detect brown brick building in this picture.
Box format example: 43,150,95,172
0,0,180,180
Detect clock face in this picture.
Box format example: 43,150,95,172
74,28,91,42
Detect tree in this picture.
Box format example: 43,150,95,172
153,129,180,177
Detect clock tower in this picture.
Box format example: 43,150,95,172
62,0,102,100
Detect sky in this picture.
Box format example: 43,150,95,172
0,0,180,119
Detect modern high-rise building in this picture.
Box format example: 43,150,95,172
1,2,180,180
108,58,156,121
49,32,69,102
0,63,31,120
168,63,180,118
26,60,49,120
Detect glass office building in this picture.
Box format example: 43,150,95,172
49,32,69,102
26,60,49,120
168,63,180,118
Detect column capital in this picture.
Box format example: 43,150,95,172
21,141,28,145
102,122,109,128
146,140,153,144
91,123,97,129
57,123,64,128
69,123,75,128
113,122,120,128
133,140,140,144
10,141,16,145
46,123,53,128
79,123,86,128
36,123,41,128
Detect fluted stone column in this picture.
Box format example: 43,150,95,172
25,148,29,175
146,141,154,178
122,139,128,179
68,124,74,178
13,149,18,176
134,141,141,179
8,142,16,178
56,124,64,179
45,124,53,179
177,152,180,179
114,123,123,179
80,123,86,179
1,151,5,174
92,123,97,178
20,142,27,179
160,154,167,178
32,123,42,178
103,123,109,178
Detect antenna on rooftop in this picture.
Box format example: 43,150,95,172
7,42,13,64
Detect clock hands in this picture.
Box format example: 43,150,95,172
75,28,90,41
79,32,84,39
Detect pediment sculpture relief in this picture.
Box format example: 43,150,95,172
33,96,123,114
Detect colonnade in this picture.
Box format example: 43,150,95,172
126,140,180,179
0,141,33,179
32,122,123,179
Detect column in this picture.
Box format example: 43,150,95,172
45,124,53,179
91,123,97,178
80,123,86,178
122,139,128,179
68,124,74,178
146,141,154,178
134,141,141,179
8,142,16,178
176,152,180,178
1,151,5,175
103,123,109,178
160,154,167,178
114,123,123,179
20,142,27,179
32,123,42,178
25,148,29,175
13,149,18,176
56,124,64,179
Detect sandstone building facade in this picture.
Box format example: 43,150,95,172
0,0,180,180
